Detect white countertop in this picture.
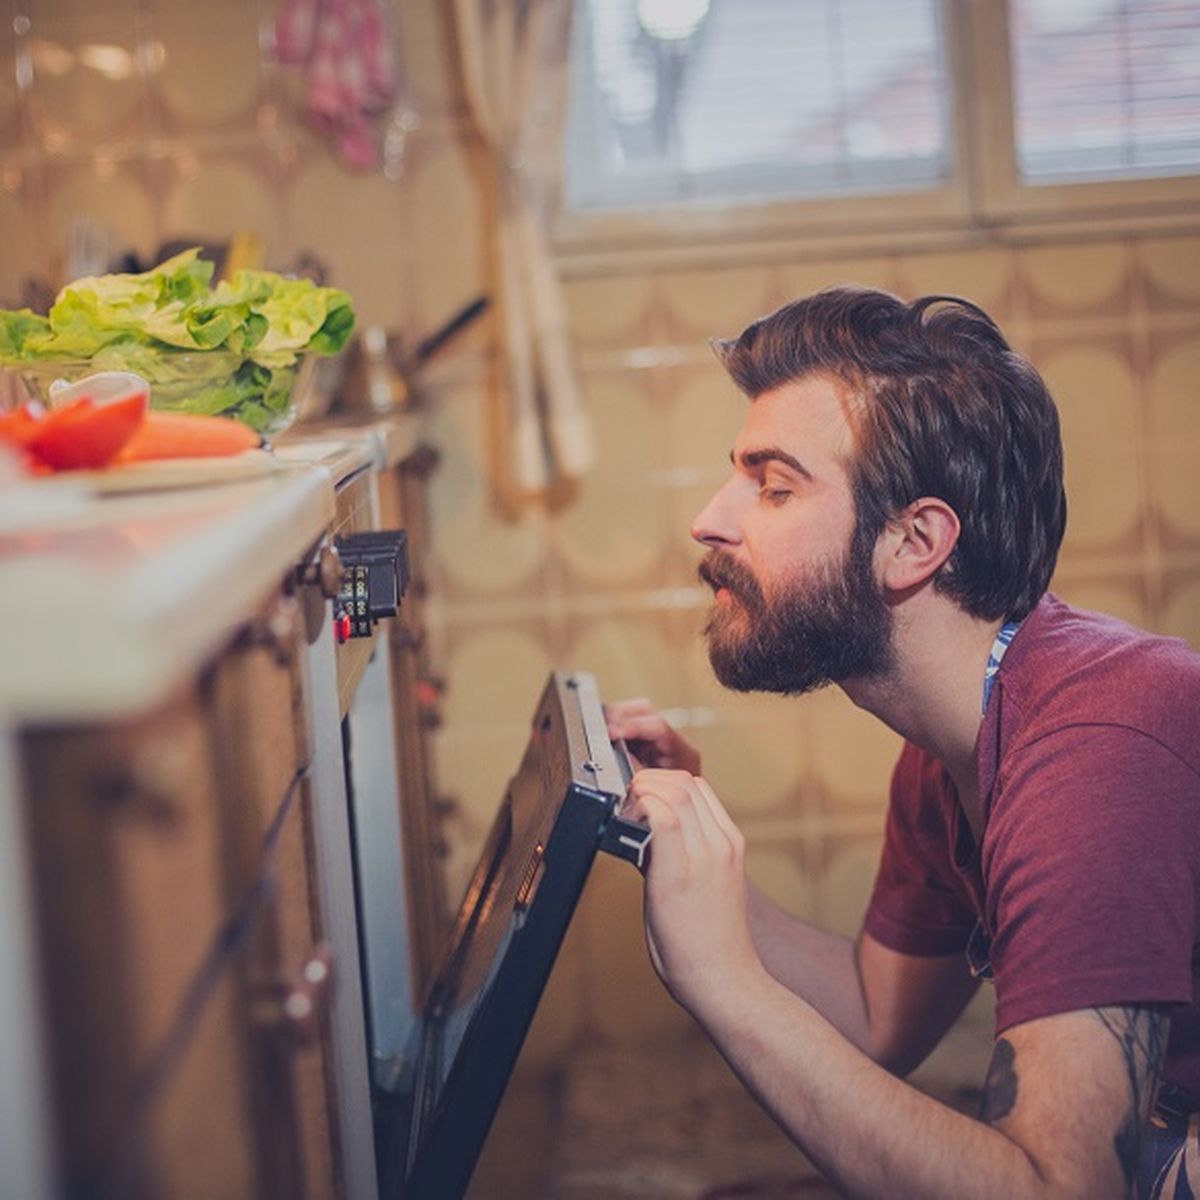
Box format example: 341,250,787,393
0,414,424,725
275,413,424,481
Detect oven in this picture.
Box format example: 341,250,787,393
285,427,652,1200
280,428,440,1200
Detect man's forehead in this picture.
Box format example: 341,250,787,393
735,376,858,465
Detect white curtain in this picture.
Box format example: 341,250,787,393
452,0,593,494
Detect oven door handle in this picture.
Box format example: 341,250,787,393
598,812,653,875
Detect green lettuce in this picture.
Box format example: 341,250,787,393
0,309,49,358
0,248,354,432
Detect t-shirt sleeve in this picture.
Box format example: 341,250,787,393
986,723,1199,1034
863,742,978,957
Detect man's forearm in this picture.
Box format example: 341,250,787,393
702,969,1051,1200
746,882,872,1052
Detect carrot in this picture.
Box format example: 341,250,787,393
115,411,263,461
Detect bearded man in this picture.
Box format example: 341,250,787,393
606,287,1200,1200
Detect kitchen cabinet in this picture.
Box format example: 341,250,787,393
22,691,261,1199
0,418,447,1200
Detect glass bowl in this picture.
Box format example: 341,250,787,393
14,351,312,438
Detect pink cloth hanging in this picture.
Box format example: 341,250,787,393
275,0,396,169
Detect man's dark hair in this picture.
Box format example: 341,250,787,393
712,286,1067,622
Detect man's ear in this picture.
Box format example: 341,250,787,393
875,497,961,593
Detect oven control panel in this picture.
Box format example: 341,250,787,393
332,530,410,642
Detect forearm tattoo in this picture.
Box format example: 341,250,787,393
980,1036,1018,1124
1095,1005,1169,1188
979,1006,1169,1190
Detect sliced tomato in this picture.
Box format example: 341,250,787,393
0,401,50,449
28,392,147,470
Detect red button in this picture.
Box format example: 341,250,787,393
335,614,353,643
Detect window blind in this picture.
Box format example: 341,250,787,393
563,0,950,211
1011,0,1200,182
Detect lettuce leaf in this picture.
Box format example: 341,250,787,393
0,309,49,358
0,248,354,432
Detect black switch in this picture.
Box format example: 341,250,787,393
333,530,409,636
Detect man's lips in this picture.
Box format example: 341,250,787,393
699,554,748,599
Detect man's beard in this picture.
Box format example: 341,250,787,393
699,529,895,696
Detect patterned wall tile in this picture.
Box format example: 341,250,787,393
563,274,657,350
43,155,159,264
776,256,903,305
162,154,282,262
576,369,665,475
896,248,1014,316
657,264,775,341
30,8,144,142
0,173,41,305
1147,337,1200,546
1051,576,1150,631
291,154,410,327
814,834,885,940
688,715,807,820
391,0,463,121
551,468,674,593
1140,236,1200,314
575,855,691,1041
155,3,264,130
0,12,17,144
803,688,903,812
663,365,746,474
426,390,552,598
442,624,556,731
407,141,486,325
1036,341,1144,555
1161,575,1200,649
665,481,718,575
434,724,543,848
745,845,816,922
1018,241,1133,319
563,612,686,713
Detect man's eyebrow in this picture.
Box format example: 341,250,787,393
732,447,814,481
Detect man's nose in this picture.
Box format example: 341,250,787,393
690,478,742,549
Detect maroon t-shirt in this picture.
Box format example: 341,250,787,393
863,594,1200,1097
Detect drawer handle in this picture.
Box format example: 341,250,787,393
250,595,304,666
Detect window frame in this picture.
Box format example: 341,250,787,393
551,0,1200,268
969,0,1200,223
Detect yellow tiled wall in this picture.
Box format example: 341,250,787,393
3,0,1199,1087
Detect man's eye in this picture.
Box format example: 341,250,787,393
759,487,792,505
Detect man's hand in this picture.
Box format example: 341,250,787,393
622,768,764,1017
604,698,702,775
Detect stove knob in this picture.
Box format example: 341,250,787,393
296,544,344,600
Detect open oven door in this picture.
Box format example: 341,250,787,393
374,672,650,1200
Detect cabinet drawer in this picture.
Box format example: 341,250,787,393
209,602,309,899
21,691,242,1194
135,971,259,1199
209,595,341,1197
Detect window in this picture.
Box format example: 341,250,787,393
564,0,951,211
559,0,1200,243
1011,0,1200,183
